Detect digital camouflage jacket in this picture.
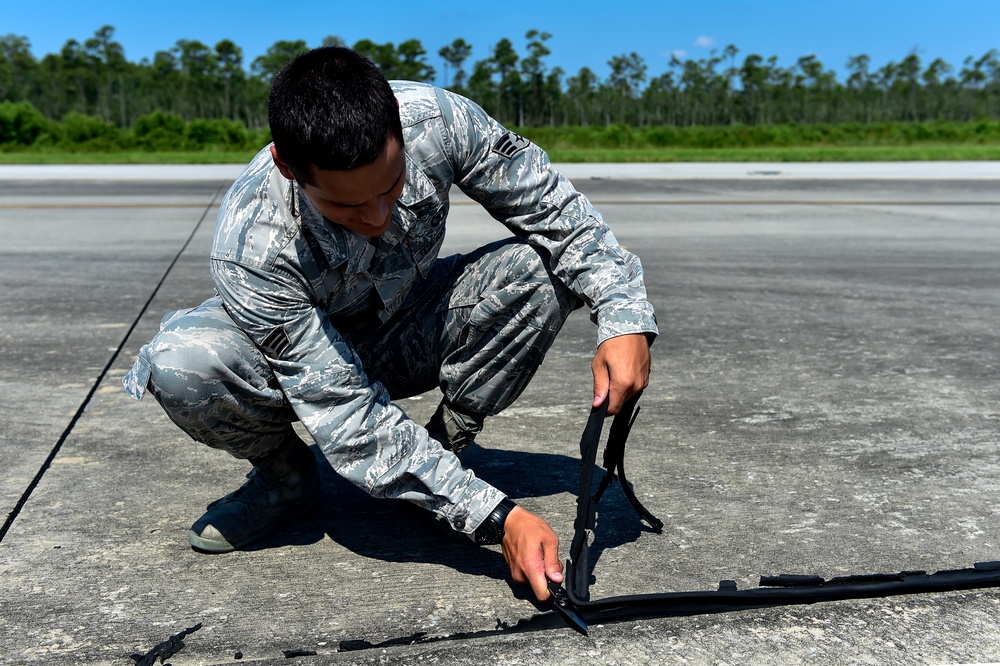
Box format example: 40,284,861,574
166,82,657,535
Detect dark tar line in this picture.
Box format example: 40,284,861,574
0,183,227,545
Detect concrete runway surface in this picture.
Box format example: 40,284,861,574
0,163,999,664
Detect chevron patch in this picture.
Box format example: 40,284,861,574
260,326,291,357
492,132,531,159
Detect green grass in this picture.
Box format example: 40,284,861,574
544,143,1000,162
1,144,1000,165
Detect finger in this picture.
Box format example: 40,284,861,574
530,537,561,602
608,381,628,415
529,563,551,601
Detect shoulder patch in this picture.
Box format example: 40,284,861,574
260,326,291,358
492,132,531,159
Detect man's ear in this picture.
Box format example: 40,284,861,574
270,145,296,181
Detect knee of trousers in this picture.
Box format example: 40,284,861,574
144,316,269,416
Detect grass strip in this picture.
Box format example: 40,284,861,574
1,144,999,165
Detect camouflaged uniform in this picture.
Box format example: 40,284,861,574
123,81,658,536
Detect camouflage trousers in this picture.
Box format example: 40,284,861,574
126,238,578,459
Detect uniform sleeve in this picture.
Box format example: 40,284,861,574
210,257,504,534
438,90,658,345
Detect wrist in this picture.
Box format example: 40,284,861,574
473,497,518,545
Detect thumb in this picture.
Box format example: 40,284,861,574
546,554,564,584
593,362,609,408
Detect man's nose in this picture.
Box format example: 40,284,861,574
358,197,389,225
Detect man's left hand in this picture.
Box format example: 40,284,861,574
591,333,651,415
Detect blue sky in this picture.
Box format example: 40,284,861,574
6,1,999,85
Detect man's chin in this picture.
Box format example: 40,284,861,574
357,225,388,238
338,220,391,238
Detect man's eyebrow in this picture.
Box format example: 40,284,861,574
384,164,405,195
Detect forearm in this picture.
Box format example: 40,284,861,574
293,386,505,534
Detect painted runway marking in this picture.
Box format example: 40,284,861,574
0,202,222,209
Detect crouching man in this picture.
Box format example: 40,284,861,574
123,46,656,602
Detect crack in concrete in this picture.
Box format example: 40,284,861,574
0,184,225,545
337,612,568,652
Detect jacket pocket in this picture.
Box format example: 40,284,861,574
121,348,152,401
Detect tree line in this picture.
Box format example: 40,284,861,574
1,25,999,145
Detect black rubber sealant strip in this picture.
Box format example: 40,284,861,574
0,183,226,544
340,393,1000,648
556,396,1000,634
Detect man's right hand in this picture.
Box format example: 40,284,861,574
500,506,563,601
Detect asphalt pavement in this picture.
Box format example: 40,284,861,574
1,163,999,665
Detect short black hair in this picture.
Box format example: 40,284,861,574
268,46,403,185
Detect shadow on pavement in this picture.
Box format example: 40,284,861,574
232,443,652,602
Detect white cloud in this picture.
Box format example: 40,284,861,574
669,49,687,59
694,35,716,48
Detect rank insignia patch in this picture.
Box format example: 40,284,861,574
260,326,291,357
492,132,531,159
